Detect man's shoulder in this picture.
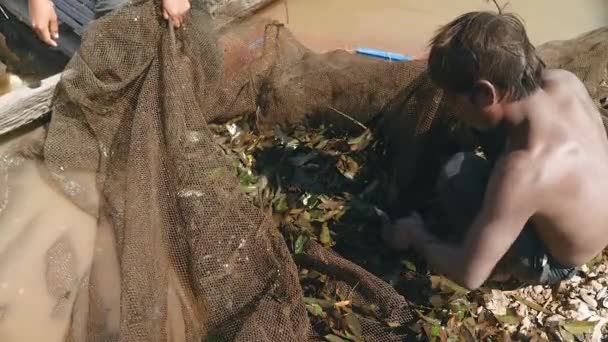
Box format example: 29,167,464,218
485,151,541,213
491,151,538,190
543,69,586,90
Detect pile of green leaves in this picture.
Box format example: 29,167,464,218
210,114,608,341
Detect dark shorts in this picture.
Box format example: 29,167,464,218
436,152,577,285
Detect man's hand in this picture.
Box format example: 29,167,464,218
383,212,428,251
162,0,190,28
28,0,59,47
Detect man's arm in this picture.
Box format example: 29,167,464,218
410,154,538,289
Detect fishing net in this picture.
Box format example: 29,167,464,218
42,1,425,340
0,0,607,339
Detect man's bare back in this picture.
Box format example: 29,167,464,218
504,69,608,266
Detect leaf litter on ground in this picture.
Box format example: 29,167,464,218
210,114,608,341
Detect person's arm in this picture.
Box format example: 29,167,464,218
28,0,59,46
403,154,538,289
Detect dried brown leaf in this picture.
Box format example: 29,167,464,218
511,293,551,314
334,300,352,308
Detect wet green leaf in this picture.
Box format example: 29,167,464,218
309,209,324,220
304,297,333,309
203,336,225,342
324,334,347,342
559,325,576,342
430,324,442,337
301,194,320,208
237,168,257,186
430,276,469,297
494,309,522,325
345,313,363,338
401,260,417,272
320,222,334,247
305,303,325,317
416,310,441,326
448,298,471,320
273,195,289,212
562,320,597,336
294,235,308,254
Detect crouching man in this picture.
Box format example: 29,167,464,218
384,11,608,289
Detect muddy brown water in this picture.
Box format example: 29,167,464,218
0,0,606,340
256,0,608,55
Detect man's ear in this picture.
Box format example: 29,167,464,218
471,80,498,106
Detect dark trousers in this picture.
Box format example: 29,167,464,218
436,152,577,285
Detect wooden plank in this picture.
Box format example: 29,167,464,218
0,73,60,136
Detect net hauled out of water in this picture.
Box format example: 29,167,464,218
1,0,607,340
42,1,424,340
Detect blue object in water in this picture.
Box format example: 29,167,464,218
355,48,413,61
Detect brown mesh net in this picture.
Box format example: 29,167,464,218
44,1,422,340
0,1,607,340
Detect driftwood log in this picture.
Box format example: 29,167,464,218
0,74,59,135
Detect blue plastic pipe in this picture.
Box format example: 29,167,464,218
355,48,413,61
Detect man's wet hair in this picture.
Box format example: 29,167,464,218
428,11,545,101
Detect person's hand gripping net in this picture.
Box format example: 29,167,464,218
162,0,191,28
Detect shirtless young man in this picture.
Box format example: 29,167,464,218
384,11,608,290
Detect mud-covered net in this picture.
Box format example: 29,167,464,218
1,0,607,340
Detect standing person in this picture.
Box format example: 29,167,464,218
28,0,191,47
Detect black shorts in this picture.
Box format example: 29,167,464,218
435,152,577,285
